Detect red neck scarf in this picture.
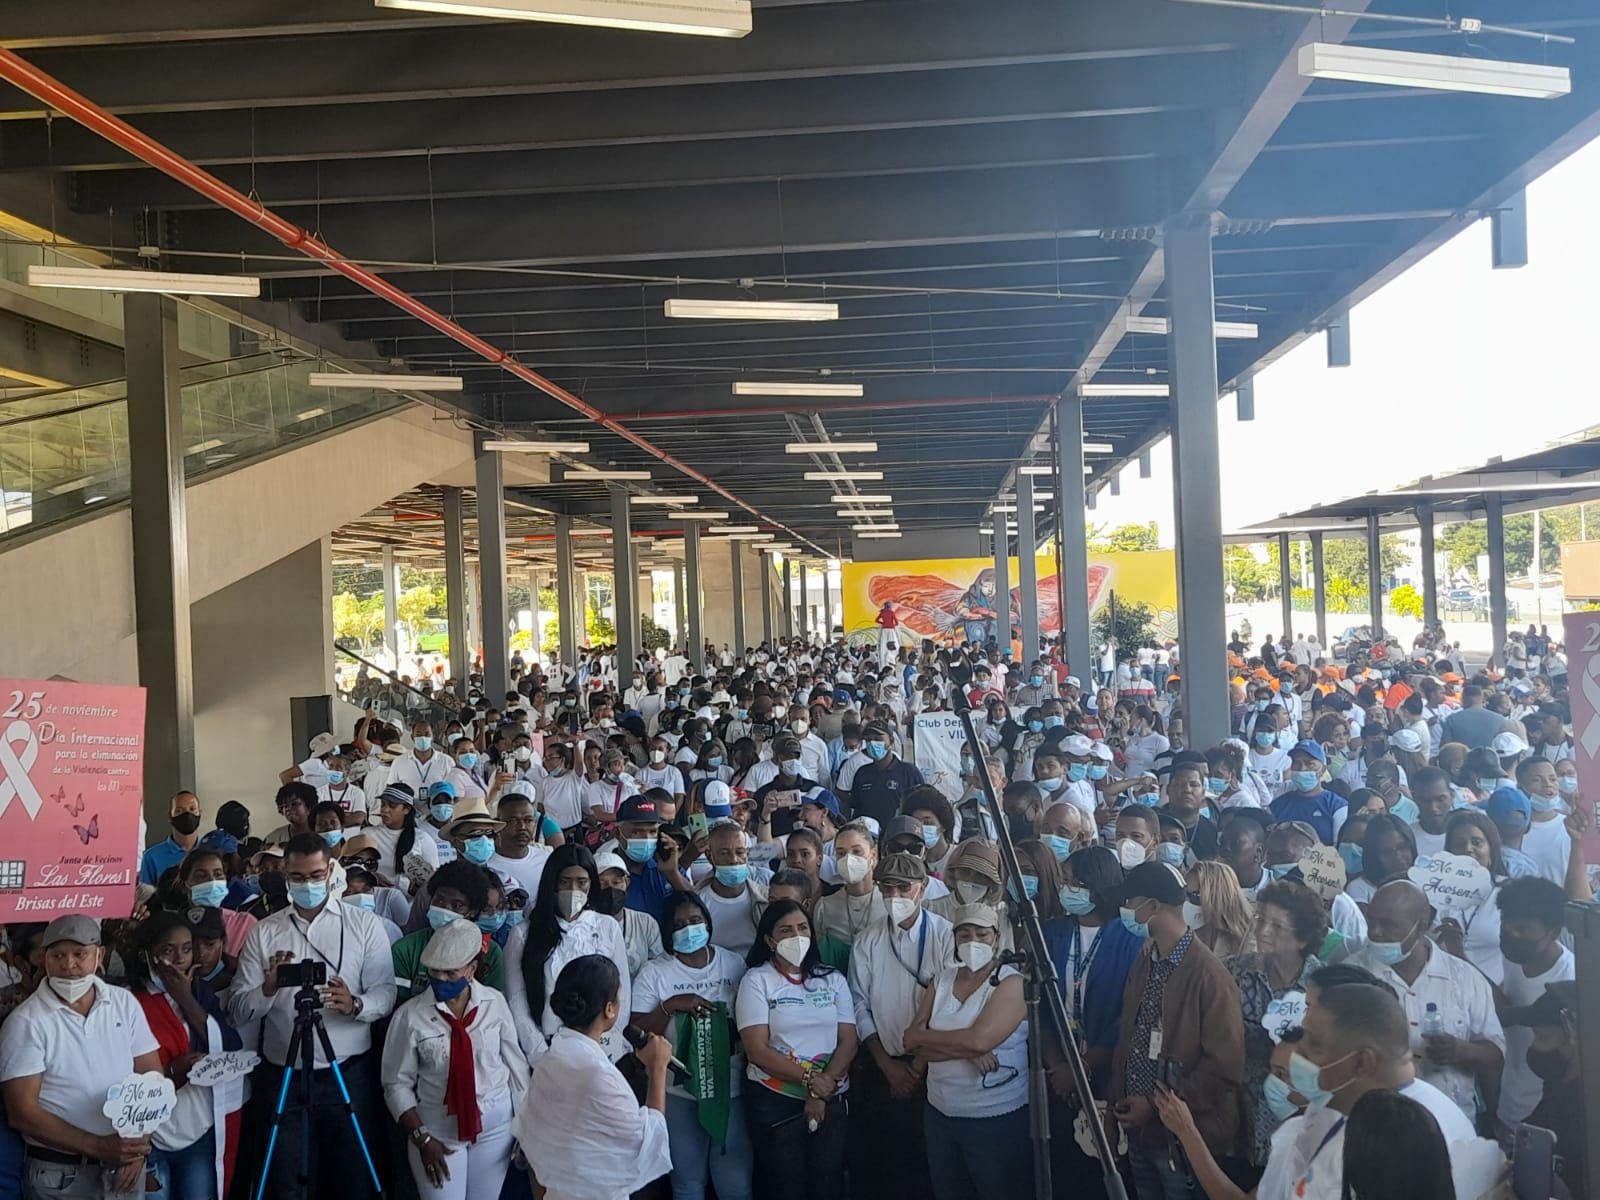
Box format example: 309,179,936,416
442,1006,482,1143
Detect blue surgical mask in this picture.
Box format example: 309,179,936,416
736,708,749,720
715,864,750,888
322,829,344,847
463,835,495,865
1120,902,1150,938
707,756,724,768
1289,1050,1354,1111
672,923,711,954
625,837,657,863
1478,777,1503,795
326,771,345,786
781,758,804,775
1529,794,1559,812
1254,700,1269,713
1037,776,1064,794
1264,863,1296,881
920,824,941,848
428,906,462,931
1044,715,1065,730
1291,770,1320,792
1041,833,1073,862
1264,1073,1300,1122
1066,763,1089,783
1255,731,1276,748
476,912,506,934
1059,885,1095,916
431,802,455,823
1136,792,1161,808
1087,764,1108,781
1030,675,1044,687
1027,720,1044,734
429,976,470,1002
458,753,479,770
1558,776,1579,796
865,743,887,762
189,881,228,909
1338,843,1364,876
1155,842,1187,868
289,881,328,910
343,893,377,912
1367,922,1416,965
1205,776,1228,796
413,737,433,753
504,909,525,927
1017,874,1040,900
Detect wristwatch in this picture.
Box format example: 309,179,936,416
350,994,364,1017
410,1126,433,1147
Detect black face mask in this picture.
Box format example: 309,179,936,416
1499,937,1546,966
590,887,627,917
171,812,202,836
1526,1045,1571,1083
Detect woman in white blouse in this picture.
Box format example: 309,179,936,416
515,954,674,1200
503,843,632,1064
381,918,528,1200
902,903,1031,1200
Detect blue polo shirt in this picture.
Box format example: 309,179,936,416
1270,788,1347,845
625,858,675,922
138,836,190,885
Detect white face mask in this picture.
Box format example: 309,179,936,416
791,720,809,736
887,896,918,924
49,974,95,1003
837,854,871,885
957,942,996,972
1116,839,1148,871
775,936,811,967
650,750,667,764
954,881,989,905
1182,901,1204,930
556,890,587,920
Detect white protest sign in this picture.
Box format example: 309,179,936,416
913,712,968,802
103,1071,175,1136
1407,852,1494,910
1262,991,1308,1043
1297,844,1347,902
188,1050,261,1089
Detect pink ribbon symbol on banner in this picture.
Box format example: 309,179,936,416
1581,655,1600,759
0,720,44,820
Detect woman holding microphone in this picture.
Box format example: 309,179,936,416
515,955,673,1200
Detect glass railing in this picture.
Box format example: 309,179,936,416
0,354,410,537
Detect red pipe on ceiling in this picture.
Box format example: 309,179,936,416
0,47,830,556
618,393,1056,421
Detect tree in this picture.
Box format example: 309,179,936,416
1087,521,1161,552
1438,514,1563,579
1390,583,1424,620
332,592,384,645
396,584,447,641
640,614,672,652
1321,534,1406,590
1223,545,1271,601
1092,590,1157,652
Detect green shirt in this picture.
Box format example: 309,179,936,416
817,934,851,974
391,927,505,1001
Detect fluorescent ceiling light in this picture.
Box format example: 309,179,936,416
481,440,590,453
852,524,900,532
310,372,464,392
666,299,837,322
836,509,894,519
674,511,731,520
1298,41,1570,100
784,440,877,453
26,264,261,298
1079,383,1169,397
803,470,883,481
1018,466,1053,476
709,525,760,534
856,532,903,540
567,469,652,481
732,380,861,398
1126,315,1258,339
710,532,774,540
831,494,891,504
375,0,751,37
1084,443,1115,454
631,495,699,505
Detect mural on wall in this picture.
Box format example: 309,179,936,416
840,552,1178,647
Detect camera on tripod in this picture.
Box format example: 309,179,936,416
276,958,327,1000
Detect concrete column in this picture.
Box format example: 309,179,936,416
782,558,794,640
684,524,704,666
1486,493,1508,666
730,543,747,652
1016,473,1040,661
475,437,510,700
1310,532,1328,646
1417,504,1439,628
1165,212,1229,750
992,529,1011,651
1278,532,1294,646
381,544,401,668
822,563,834,643
798,563,810,642
611,489,637,670
1366,513,1384,638
673,561,688,650
442,486,469,683
1492,189,1528,269
529,569,542,660
1056,394,1092,677
124,293,196,808
555,514,578,668
768,553,780,649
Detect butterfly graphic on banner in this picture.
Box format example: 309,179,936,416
50,786,86,818
73,816,99,845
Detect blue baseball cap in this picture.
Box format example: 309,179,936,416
427,781,459,801
1486,786,1532,833
197,830,239,855
801,787,842,818
1289,740,1327,764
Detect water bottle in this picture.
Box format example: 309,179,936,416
1422,1002,1445,1039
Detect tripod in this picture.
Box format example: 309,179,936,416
956,707,1128,1200
254,985,383,1200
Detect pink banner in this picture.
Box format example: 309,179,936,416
0,679,146,920
1560,614,1600,868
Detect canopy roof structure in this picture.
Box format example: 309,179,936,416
2,0,1599,555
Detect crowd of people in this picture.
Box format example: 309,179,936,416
0,626,1592,1200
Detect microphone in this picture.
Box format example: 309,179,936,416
622,1023,690,1083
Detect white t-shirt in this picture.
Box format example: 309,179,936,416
584,774,641,818
489,848,551,903
632,947,748,1099
636,764,683,795
925,965,1028,1119
735,963,856,1089
539,771,585,830
701,884,762,958
321,781,369,820
1497,946,1575,1125
1520,816,1571,885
